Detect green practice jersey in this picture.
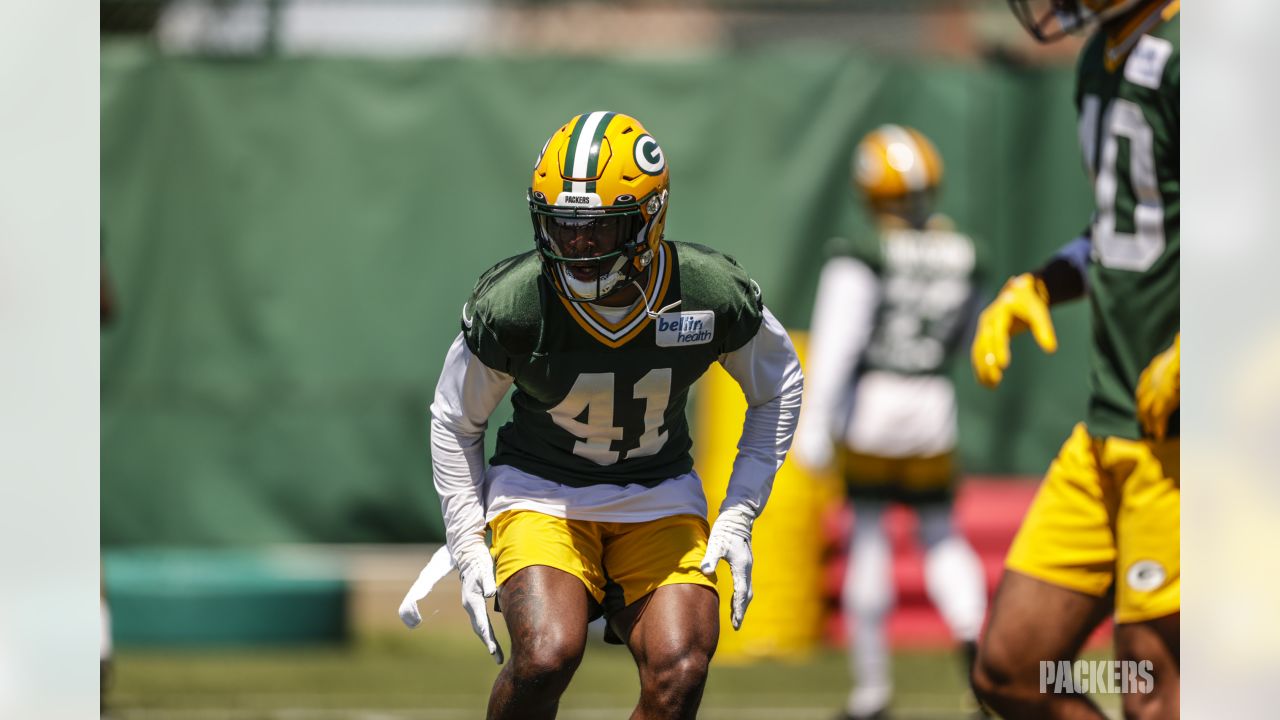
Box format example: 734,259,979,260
854,219,980,376
1076,7,1179,439
463,240,764,487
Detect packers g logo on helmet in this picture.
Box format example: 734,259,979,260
1008,0,1146,43
529,111,670,302
633,135,665,175
854,124,942,226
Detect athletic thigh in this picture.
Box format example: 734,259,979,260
1114,614,1179,719
498,565,593,663
980,570,1112,677
611,582,719,669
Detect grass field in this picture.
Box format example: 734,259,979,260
109,633,985,719
103,549,1121,719
110,632,1127,719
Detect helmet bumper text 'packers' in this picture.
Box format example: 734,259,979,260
1007,0,1146,43
529,111,670,303
854,124,943,229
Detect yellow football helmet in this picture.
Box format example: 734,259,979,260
529,110,670,302
853,124,943,228
1009,0,1145,42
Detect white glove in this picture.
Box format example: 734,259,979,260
399,540,504,664
398,545,457,629
455,540,504,665
700,507,755,630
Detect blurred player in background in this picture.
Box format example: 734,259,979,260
794,125,988,720
970,1,1179,718
409,111,803,720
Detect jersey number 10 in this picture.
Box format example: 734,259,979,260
549,369,672,466
1079,94,1166,272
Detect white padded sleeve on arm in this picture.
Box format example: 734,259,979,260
716,306,805,520
429,332,514,554
794,256,879,452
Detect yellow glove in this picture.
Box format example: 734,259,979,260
1137,334,1180,441
971,273,1058,388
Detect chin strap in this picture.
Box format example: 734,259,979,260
632,278,682,319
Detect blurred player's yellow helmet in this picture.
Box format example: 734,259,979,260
853,124,942,227
529,110,670,302
1009,0,1145,42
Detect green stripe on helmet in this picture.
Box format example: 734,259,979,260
584,111,616,193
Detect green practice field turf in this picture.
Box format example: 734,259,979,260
103,550,1122,719
108,630,1121,719
110,633,963,719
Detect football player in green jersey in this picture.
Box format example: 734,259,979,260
795,125,988,720
970,2,1180,719
400,111,803,720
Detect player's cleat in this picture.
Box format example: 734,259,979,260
840,683,892,720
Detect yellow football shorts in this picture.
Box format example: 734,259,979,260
489,510,716,611
1006,422,1180,623
840,447,956,504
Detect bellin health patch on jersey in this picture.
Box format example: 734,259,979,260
655,311,715,347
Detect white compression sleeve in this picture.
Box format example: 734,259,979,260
793,257,878,466
429,332,514,554
716,306,805,519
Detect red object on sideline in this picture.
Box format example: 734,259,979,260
822,477,1114,650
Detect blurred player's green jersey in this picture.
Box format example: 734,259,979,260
1077,4,1179,439
463,240,764,487
841,216,981,377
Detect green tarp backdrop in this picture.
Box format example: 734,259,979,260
102,42,1093,545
